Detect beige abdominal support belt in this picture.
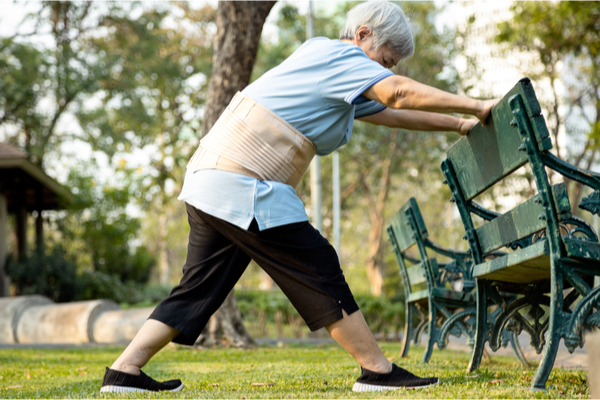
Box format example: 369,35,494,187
187,92,316,189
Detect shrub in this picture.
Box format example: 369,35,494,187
7,247,82,302
6,245,168,305
77,270,129,303
235,289,405,337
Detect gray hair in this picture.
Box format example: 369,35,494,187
340,1,414,60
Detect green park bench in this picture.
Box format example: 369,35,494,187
441,77,600,390
387,198,527,365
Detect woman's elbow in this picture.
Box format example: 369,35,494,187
385,82,411,109
387,77,417,109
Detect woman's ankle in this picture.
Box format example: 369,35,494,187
109,362,141,376
362,360,392,374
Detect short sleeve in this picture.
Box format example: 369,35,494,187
318,45,394,106
354,97,386,118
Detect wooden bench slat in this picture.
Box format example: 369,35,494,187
389,213,416,252
407,289,429,303
389,197,429,252
501,79,551,151
473,239,550,283
399,197,428,240
406,263,427,287
446,112,527,201
476,183,571,254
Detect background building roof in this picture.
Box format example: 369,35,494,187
0,143,71,213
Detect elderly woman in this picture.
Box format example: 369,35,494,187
101,2,497,393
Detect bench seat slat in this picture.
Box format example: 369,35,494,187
473,237,600,285
407,289,429,303
475,183,571,254
473,239,550,283
406,263,427,286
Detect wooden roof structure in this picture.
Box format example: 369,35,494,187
0,143,71,212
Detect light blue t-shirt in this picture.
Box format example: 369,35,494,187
179,37,394,230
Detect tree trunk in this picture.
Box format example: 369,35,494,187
201,1,277,134
197,0,276,347
363,131,397,296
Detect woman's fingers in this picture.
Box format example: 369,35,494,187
477,99,501,126
459,118,478,136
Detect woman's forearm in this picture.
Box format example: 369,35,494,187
363,75,491,120
358,108,476,135
364,75,500,126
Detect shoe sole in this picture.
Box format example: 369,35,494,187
100,382,184,393
352,378,439,392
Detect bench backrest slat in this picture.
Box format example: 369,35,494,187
388,198,428,253
475,183,571,254
446,79,552,201
388,198,435,296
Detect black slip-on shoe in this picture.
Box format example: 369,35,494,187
100,367,184,393
352,363,439,392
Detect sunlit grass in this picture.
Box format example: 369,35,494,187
0,342,588,399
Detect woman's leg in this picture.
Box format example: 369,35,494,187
110,319,180,375
205,213,390,373
326,309,392,373
107,204,251,374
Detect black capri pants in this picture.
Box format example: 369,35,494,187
149,203,360,345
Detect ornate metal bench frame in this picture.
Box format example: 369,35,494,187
441,78,600,390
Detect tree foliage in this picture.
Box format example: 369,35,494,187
496,2,600,212
76,3,216,284
0,2,105,167
50,162,155,284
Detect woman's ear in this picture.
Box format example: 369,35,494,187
355,26,372,45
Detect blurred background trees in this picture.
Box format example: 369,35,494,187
495,2,600,214
1,0,598,341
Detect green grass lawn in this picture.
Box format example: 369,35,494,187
0,342,588,399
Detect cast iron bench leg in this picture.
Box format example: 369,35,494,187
531,260,564,390
467,279,488,372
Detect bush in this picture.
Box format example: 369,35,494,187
7,247,83,302
7,246,170,305
119,284,172,307
77,270,129,303
355,294,405,337
235,289,405,337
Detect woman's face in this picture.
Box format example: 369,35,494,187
362,41,399,69
354,27,400,69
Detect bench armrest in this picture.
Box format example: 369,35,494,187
543,152,600,191
543,152,600,216
401,253,421,265
424,238,471,259
423,238,473,286
470,201,501,221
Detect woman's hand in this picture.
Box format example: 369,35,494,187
458,98,502,135
476,99,501,126
457,118,478,136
